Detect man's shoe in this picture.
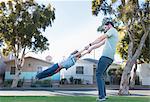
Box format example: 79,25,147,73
105,96,108,99
96,98,106,102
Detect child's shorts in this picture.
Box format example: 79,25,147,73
61,55,76,69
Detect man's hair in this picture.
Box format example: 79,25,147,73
105,21,114,27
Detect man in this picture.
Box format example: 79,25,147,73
85,17,119,102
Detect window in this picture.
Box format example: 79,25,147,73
10,67,15,75
76,66,84,74
93,64,97,68
37,66,42,74
28,63,31,67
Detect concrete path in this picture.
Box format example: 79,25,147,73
0,89,149,96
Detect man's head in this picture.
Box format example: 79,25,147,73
97,17,114,32
103,21,114,33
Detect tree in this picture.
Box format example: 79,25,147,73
0,0,55,88
92,0,150,95
117,22,150,88
118,31,150,63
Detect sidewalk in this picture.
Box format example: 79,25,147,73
0,87,149,96
0,90,149,96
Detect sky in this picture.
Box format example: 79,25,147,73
0,0,122,63
31,0,108,62
29,0,123,63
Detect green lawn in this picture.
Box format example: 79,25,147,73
0,96,149,102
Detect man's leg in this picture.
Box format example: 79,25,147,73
96,56,113,99
36,63,61,80
104,84,106,97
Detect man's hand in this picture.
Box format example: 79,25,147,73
87,48,92,53
84,44,91,50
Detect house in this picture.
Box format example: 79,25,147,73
4,56,60,83
60,58,121,85
0,60,6,85
137,63,150,85
0,53,6,85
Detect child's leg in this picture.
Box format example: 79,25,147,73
36,63,62,80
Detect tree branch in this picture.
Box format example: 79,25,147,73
132,30,149,61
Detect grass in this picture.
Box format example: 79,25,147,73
0,96,149,102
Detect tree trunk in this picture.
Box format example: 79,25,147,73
11,69,21,88
118,59,135,95
11,48,25,88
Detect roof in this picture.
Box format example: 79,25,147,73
4,56,53,64
83,58,121,66
83,58,98,64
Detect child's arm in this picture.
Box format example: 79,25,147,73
73,48,86,59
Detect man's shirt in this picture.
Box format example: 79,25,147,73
102,27,119,60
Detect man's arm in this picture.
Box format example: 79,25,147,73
87,38,106,53
85,34,107,50
90,34,107,45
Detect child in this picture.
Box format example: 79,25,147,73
36,49,87,80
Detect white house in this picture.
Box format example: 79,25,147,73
60,58,121,85
137,63,150,85
60,58,97,84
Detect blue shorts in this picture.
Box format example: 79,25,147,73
61,55,77,69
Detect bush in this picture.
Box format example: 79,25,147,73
3,79,13,87
74,79,82,84
69,76,74,84
31,79,52,87
36,80,52,87
17,78,24,87
42,80,52,87
60,78,68,85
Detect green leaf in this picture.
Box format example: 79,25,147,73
0,0,55,57
112,0,118,3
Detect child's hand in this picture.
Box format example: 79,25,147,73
75,53,81,58
84,45,90,50
71,50,78,55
